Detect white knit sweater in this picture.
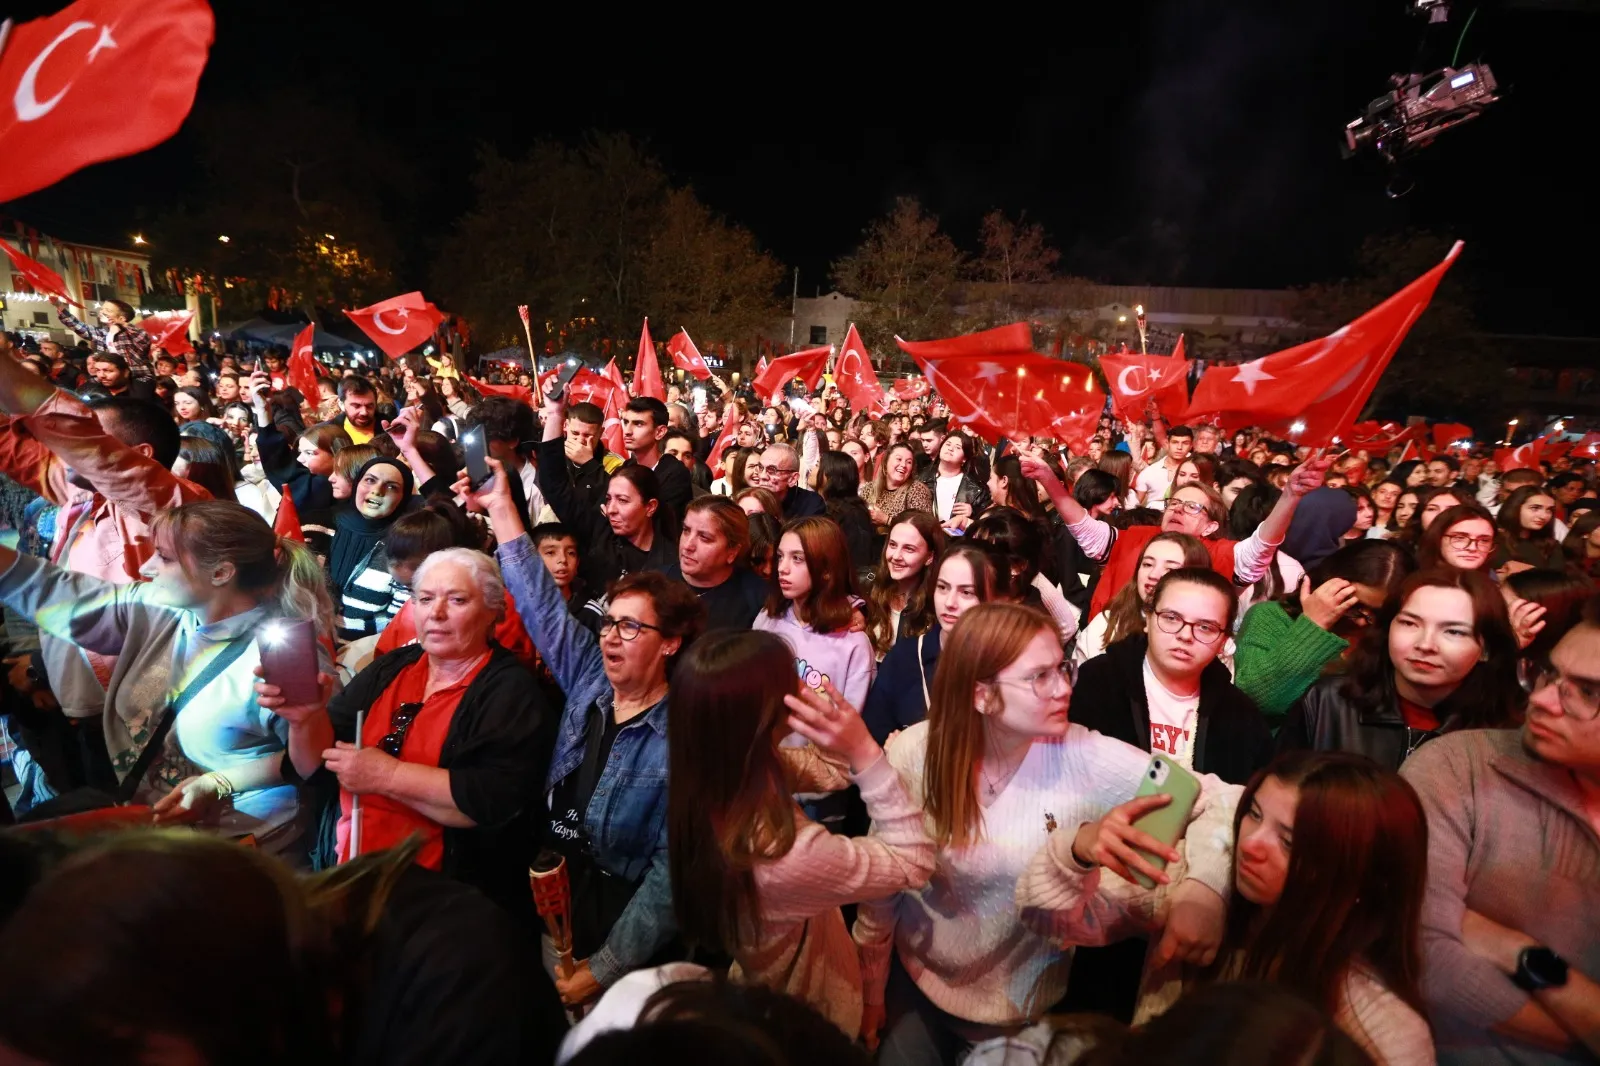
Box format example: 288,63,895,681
852,721,1239,1026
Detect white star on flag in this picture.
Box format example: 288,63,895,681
975,362,1005,385
1230,360,1276,395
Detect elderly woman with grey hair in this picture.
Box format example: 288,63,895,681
270,547,552,918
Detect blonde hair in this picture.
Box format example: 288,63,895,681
924,602,1056,850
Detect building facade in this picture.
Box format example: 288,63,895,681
2,229,156,342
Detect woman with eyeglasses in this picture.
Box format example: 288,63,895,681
277,545,549,911
854,602,1241,1063
1416,502,1498,572
1073,533,1213,668
1070,568,1271,784
1277,568,1525,770
463,459,707,1011
1233,540,1416,726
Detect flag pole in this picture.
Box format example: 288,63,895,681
350,708,365,859
517,305,544,406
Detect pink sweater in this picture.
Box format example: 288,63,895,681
733,745,934,1035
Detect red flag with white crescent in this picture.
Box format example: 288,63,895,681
705,408,741,477
602,384,627,456
139,309,194,356
0,0,214,203
631,318,665,400
344,292,445,359
751,345,830,403
1099,350,1189,423
905,350,1105,448
665,329,711,381
835,323,888,414
287,323,320,401
1496,435,1551,473
755,356,769,380
1183,242,1462,446
601,358,627,395
1,239,77,304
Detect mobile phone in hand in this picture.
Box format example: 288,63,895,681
258,619,320,706
462,426,492,489
545,356,584,403
1128,754,1201,889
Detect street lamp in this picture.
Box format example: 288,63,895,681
217,235,231,243
132,234,147,246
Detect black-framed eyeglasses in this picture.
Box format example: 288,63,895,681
1533,664,1600,722
1163,498,1209,516
1444,532,1495,551
1152,610,1225,645
1346,604,1380,628
598,616,661,641
380,701,423,757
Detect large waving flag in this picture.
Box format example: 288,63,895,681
1100,350,1188,423
0,0,214,202
287,323,320,401
751,345,830,403
835,323,888,414
1183,242,1462,446
345,292,444,359
1,240,76,304
665,329,711,381
631,318,665,400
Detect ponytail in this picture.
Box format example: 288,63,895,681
275,535,335,639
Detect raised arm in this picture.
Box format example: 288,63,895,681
0,547,147,657
1021,453,1115,561
1233,457,1333,583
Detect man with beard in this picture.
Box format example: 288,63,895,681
332,374,379,445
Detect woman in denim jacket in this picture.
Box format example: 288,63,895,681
465,459,706,1011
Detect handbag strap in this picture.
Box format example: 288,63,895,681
116,635,254,803
917,634,930,708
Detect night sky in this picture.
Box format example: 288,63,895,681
9,0,1599,333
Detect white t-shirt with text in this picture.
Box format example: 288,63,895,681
1143,657,1199,769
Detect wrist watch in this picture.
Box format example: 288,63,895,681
1512,946,1569,992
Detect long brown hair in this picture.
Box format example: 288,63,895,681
924,602,1056,849
866,511,946,655
764,516,856,633
1209,751,1430,1024
667,632,800,953
1102,532,1210,647
1416,501,1496,570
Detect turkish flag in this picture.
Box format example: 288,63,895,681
602,384,627,457
467,375,533,405
906,350,1105,448
1100,350,1189,423
537,366,622,409
138,309,194,356
755,356,769,381
892,376,932,401
0,240,76,304
273,490,304,543
344,292,444,359
1183,242,1462,446
1170,334,1186,361
601,357,627,395
895,322,1033,361
835,323,888,414
665,329,711,381
705,410,741,477
0,0,214,203
632,319,665,400
751,345,830,403
1431,422,1474,452
287,323,320,402
1573,431,1600,458
1346,421,1420,452
1496,436,1550,472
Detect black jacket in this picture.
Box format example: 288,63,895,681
826,496,881,575
920,469,991,521
1277,672,1464,771
863,626,942,743
254,414,336,555
780,486,827,520
564,447,620,519
1069,635,1272,785
633,452,693,530
313,644,552,921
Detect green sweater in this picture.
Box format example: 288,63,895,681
1233,601,1349,726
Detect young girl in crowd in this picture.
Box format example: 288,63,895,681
0,501,333,856
1074,533,1211,665
329,456,416,645
1233,540,1413,724
1070,568,1271,784
929,430,989,530
1278,568,1526,768
864,443,933,530
1371,479,1404,536
755,517,876,711
864,512,944,660
863,542,1015,743
1496,484,1564,570
969,507,1079,645
1017,751,1435,1066
667,631,933,1034
1416,502,1498,572
854,602,1240,1065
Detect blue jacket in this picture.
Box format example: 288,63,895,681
497,533,675,986
861,625,942,744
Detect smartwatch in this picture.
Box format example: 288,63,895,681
1512,946,1569,992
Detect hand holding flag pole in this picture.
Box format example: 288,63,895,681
517,305,543,406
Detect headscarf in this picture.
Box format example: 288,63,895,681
329,456,415,589
1281,487,1358,572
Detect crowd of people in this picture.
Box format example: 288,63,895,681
0,302,1597,1066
